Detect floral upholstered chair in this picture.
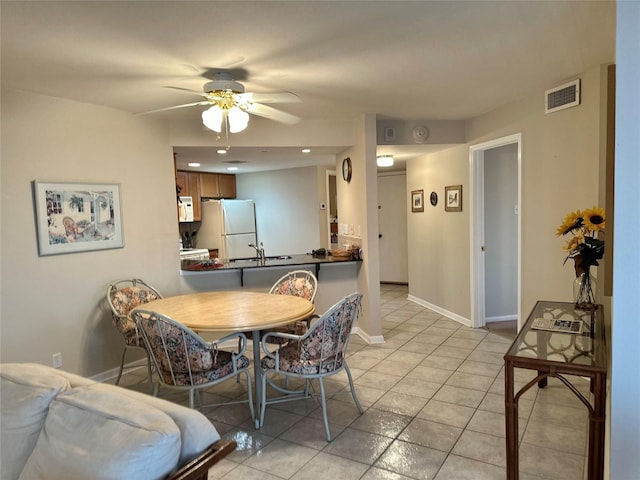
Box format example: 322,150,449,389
106,279,163,388
258,292,363,441
132,308,255,417
261,270,319,344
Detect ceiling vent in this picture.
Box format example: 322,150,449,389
545,79,581,114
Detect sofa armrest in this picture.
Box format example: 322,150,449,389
167,440,237,480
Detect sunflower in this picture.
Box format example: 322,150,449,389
582,206,606,232
556,210,583,236
563,234,584,253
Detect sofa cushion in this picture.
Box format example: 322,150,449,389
0,363,71,480
106,384,221,465
19,383,181,480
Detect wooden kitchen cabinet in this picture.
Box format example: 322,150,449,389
200,173,236,199
176,170,202,221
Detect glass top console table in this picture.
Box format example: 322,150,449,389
504,300,607,480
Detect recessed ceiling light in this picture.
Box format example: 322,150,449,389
302,148,311,153
227,167,238,171
217,149,227,155
377,155,394,167
187,162,201,167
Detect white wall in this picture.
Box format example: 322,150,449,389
610,2,640,477
0,89,181,376
235,167,320,256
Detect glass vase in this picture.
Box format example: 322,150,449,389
573,266,596,310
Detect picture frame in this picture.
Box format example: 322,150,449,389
411,189,424,212
33,181,124,256
445,185,463,212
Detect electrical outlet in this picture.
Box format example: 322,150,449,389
52,352,62,369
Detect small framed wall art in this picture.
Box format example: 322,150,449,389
33,181,124,256
444,185,463,212
411,189,424,212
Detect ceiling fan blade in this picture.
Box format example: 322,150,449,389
237,92,301,104
164,86,209,98
136,101,210,115
247,103,301,125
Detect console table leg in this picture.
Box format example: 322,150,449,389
587,373,606,480
505,359,519,480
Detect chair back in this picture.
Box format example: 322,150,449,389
106,279,162,345
132,309,222,388
295,292,362,374
269,270,318,303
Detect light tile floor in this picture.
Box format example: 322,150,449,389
117,284,590,480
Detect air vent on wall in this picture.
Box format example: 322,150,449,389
545,79,581,114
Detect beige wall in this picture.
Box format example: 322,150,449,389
407,145,472,320
406,65,608,323
337,114,382,342
0,89,181,376
467,65,606,315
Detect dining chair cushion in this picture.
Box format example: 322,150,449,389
261,341,345,375
271,276,315,301
110,286,161,337
143,317,250,386
19,383,181,480
261,311,350,375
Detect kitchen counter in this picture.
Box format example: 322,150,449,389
182,253,356,272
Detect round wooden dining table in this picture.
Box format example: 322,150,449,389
137,290,315,427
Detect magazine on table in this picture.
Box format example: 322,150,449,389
531,317,583,334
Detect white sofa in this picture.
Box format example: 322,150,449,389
0,363,236,480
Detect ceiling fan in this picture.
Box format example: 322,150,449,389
138,70,301,134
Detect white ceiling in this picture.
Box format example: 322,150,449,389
1,1,615,173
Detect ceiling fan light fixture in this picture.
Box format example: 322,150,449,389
377,155,394,167
228,106,249,133
202,105,223,132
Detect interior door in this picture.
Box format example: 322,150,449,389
378,173,408,283
483,144,518,323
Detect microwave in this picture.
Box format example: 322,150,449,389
178,196,194,222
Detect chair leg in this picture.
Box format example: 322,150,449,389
152,382,159,397
115,347,127,385
345,364,364,413
189,389,195,409
318,377,331,441
144,351,154,394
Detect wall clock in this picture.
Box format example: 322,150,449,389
430,191,438,206
342,157,352,182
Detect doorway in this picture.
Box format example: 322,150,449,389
470,134,522,329
326,171,338,249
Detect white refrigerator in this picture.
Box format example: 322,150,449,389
196,200,258,260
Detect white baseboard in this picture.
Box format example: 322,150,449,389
407,295,472,328
486,314,517,323
352,326,385,344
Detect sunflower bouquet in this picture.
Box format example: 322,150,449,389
556,206,605,306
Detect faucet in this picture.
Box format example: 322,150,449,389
248,242,265,263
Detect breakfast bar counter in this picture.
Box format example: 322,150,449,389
181,253,358,281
